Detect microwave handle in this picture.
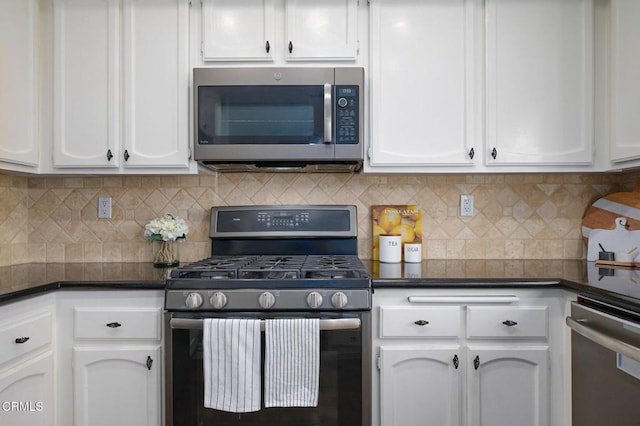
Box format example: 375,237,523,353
323,83,332,143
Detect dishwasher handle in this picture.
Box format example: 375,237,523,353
566,316,640,363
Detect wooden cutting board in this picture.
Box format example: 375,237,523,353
586,217,640,261
582,191,640,248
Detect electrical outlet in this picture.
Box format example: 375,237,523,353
98,197,112,219
460,195,474,217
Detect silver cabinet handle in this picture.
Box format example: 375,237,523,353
408,295,519,304
323,83,332,143
566,316,640,363
170,317,360,331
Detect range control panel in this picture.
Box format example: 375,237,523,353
211,206,357,235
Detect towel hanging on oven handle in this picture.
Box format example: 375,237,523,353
170,317,361,331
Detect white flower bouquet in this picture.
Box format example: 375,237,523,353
144,214,188,267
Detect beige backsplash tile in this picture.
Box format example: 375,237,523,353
0,171,639,266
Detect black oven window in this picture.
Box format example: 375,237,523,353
171,325,363,426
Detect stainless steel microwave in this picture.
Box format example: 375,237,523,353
193,67,364,172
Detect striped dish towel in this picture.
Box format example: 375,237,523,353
264,318,320,407
203,318,261,413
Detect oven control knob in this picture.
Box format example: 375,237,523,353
307,291,324,309
210,292,228,309
331,291,349,309
185,292,203,310
258,292,276,309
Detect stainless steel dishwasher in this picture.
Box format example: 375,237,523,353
566,297,640,425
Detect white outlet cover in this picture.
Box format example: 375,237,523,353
460,195,474,217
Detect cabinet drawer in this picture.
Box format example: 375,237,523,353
467,306,548,339
380,306,461,338
0,311,53,366
74,308,161,340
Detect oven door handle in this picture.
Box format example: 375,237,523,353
170,317,361,331
566,316,640,363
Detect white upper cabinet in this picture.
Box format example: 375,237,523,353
368,0,481,168
609,0,640,163
52,0,191,172
53,0,118,168
121,0,190,169
202,0,276,61
284,0,358,61
201,0,358,62
0,0,39,168
485,0,594,166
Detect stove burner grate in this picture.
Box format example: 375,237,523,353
170,254,368,280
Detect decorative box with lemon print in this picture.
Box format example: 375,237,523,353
371,205,423,260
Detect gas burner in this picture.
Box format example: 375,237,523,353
169,255,258,279
304,270,366,279
237,255,306,279
301,255,368,277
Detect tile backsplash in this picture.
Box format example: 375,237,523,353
0,171,638,267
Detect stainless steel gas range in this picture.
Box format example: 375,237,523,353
164,205,372,426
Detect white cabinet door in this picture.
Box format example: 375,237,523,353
369,0,481,167
0,351,54,426
610,0,640,163
53,0,191,171
285,0,358,61
379,346,462,426
201,0,275,61
0,0,39,168
122,0,190,168
53,0,119,168
467,347,549,426
73,346,161,426
485,0,594,166
202,0,357,62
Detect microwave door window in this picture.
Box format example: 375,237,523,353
198,86,325,145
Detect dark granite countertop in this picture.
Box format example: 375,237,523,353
366,259,640,313
2,260,640,314
0,263,167,305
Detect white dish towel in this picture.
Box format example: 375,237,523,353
203,318,261,413
264,318,320,407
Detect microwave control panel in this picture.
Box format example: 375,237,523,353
335,86,359,145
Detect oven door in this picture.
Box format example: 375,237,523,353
164,311,371,426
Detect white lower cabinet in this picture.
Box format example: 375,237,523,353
73,346,161,426
0,294,55,426
56,291,164,426
379,346,462,426
373,288,569,426
467,347,549,426
0,351,54,426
